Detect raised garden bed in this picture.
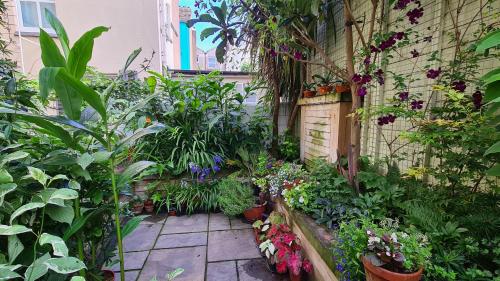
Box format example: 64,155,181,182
275,199,339,281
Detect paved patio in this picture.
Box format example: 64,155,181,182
108,213,289,281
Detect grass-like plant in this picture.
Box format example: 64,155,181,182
217,178,255,216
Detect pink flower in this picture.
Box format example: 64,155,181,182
276,261,288,273
303,259,313,273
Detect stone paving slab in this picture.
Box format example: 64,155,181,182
123,223,163,252
207,229,261,262
110,251,149,271
206,261,238,281
209,213,231,231
237,259,289,281
162,214,208,234
230,217,253,230
112,270,140,281
142,214,168,224
155,232,207,249
138,246,206,281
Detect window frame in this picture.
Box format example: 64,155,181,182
207,56,217,69
16,0,56,34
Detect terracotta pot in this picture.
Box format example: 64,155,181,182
144,200,154,213
303,90,316,98
336,83,350,93
289,270,302,281
243,202,267,222
132,203,144,215
102,269,115,281
362,257,423,281
168,209,177,216
317,85,333,95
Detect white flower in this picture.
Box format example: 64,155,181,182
391,233,398,243
299,196,304,203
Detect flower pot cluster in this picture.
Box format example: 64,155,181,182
253,213,313,280
302,72,350,98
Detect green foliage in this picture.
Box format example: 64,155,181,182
217,178,255,216
175,181,220,215
279,130,300,161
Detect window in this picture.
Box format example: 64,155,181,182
207,56,216,69
17,0,55,33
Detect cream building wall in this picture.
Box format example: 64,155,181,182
2,0,182,77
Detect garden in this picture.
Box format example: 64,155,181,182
0,0,499,281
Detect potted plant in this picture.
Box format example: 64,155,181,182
102,269,115,281
361,228,430,281
303,82,316,98
218,178,265,222
335,80,350,93
144,198,154,213
313,72,334,95
130,195,144,215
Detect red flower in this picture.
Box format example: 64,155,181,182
303,259,313,273
282,232,296,245
276,261,288,273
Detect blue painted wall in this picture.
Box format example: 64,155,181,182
180,22,190,70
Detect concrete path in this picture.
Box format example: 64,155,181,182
109,213,289,281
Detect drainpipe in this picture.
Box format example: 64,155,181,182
156,0,163,73
13,2,26,73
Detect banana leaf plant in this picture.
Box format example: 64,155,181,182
0,10,165,281
476,29,500,176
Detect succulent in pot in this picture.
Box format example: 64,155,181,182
130,195,144,215
303,82,316,98
313,72,334,95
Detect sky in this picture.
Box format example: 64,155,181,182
179,0,219,52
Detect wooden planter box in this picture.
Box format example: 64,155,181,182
275,199,339,281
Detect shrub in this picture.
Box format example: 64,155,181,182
217,178,255,216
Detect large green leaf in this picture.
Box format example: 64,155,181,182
121,215,148,238
200,27,220,40
123,48,142,74
45,9,70,57
70,277,85,281
0,169,13,184
67,26,109,79
0,268,22,280
486,164,500,176
115,123,166,151
0,151,29,166
39,29,66,67
8,235,23,264
77,153,94,170
25,253,50,281
484,141,500,156
40,233,68,257
63,206,111,241
27,167,49,186
49,188,78,202
10,202,45,224
45,257,86,274
56,68,107,120
481,68,500,86
0,183,16,205
46,205,74,224
117,161,156,188
0,108,106,145
0,225,31,235
476,29,500,54
39,67,59,99
485,80,500,103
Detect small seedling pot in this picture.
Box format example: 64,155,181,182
317,85,333,95
336,83,350,93
144,199,154,213
303,90,316,98
132,203,144,215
